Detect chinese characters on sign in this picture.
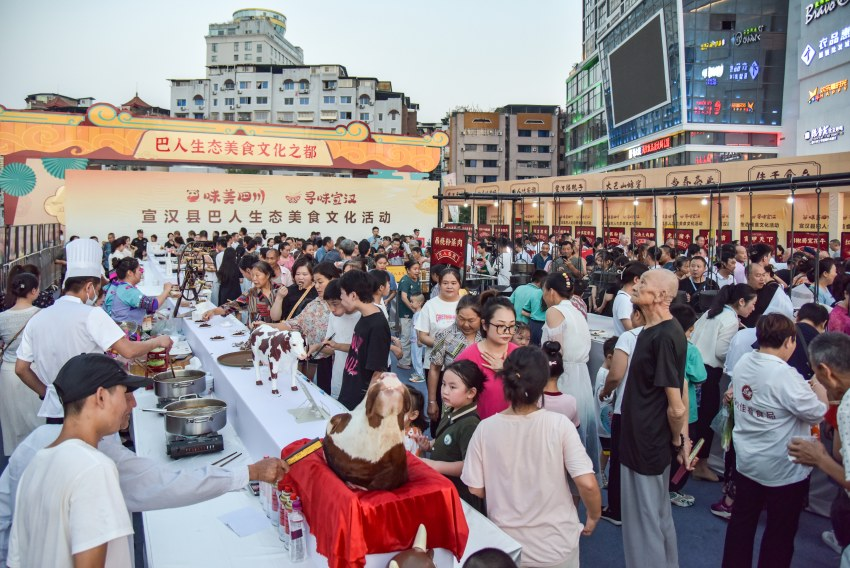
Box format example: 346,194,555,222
627,137,671,160
700,39,726,50
602,175,646,190
477,225,493,239
728,61,759,81
741,230,777,248
603,227,625,245
553,180,587,193
698,229,732,245
812,24,850,62
733,25,765,46
808,79,848,103
492,224,510,237
532,225,550,241
787,231,829,250
430,229,468,269
731,102,755,113
663,229,694,247
552,226,572,238
665,169,721,187
632,228,657,245
804,124,845,144
694,100,723,116
575,226,597,242
842,232,850,258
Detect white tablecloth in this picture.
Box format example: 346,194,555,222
133,310,522,567
587,313,616,381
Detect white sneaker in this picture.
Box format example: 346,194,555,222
822,530,843,554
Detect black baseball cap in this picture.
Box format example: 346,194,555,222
54,353,151,405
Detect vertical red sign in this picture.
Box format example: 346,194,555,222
492,224,509,237
476,225,492,239
603,227,625,245
698,229,732,245
430,228,468,269
841,232,850,258
552,226,571,238
532,225,550,241
574,226,597,243
632,228,657,245
663,228,694,247
740,230,777,248
786,231,828,250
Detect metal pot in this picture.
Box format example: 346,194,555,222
152,369,207,400
163,398,227,437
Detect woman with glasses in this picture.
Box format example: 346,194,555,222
542,272,600,483
455,293,519,420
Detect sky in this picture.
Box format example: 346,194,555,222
0,1,583,123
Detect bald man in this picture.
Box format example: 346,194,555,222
619,269,690,568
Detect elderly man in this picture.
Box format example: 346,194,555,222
740,263,793,327
733,245,748,284
620,269,691,568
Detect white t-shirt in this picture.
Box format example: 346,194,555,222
414,296,458,362
732,351,826,487
613,326,643,414
461,410,593,567
838,394,850,498
8,440,133,568
594,367,614,438
724,327,757,377
612,290,633,336
16,296,125,418
107,248,131,267
325,311,360,399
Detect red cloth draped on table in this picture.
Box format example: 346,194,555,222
280,439,470,568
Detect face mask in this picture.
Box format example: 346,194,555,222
85,286,97,306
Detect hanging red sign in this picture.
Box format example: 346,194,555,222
663,228,694,247
430,228,468,269
698,229,732,245
532,225,550,241
632,228,657,245
603,227,626,245
445,223,473,235
492,224,509,237
787,231,828,250
740,230,777,247
552,226,572,239
477,225,492,239
841,232,850,258
575,226,597,243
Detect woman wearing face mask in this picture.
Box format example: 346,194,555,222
203,260,282,323
270,262,340,391
454,294,519,420
271,255,317,322
103,257,174,326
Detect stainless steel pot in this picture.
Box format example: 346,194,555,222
163,398,227,437
152,369,206,400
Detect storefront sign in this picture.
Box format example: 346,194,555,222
805,0,849,25
603,227,625,245
532,225,550,241
787,231,829,250
741,230,777,248
632,228,657,245
445,223,473,234
812,26,850,63
698,229,732,244
733,25,765,46
694,100,723,115
492,224,509,237
476,225,492,239
808,79,848,103
731,102,755,113
700,39,727,50
431,228,468,269
804,124,845,144
552,226,572,238
728,61,759,81
574,226,597,242
701,64,725,79
627,137,672,160
663,229,693,247
842,232,850,258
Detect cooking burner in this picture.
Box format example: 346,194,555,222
166,432,224,458
156,397,179,409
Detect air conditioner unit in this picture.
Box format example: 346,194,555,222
497,131,503,135
236,104,241,108
179,106,187,111
359,104,365,109
213,90,218,95
369,101,374,106
498,147,504,152
550,132,555,137
199,105,205,110
531,147,538,153
278,86,284,91
229,105,234,110
238,90,243,94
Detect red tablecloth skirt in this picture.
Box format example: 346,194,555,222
281,439,470,568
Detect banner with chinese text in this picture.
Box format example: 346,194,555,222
492,224,510,238
430,228,467,269
603,227,625,245
575,226,597,242
842,232,850,258
698,229,732,245
632,228,657,245
532,225,550,241
740,230,777,248
664,229,694,247
64,170,438,241
476,225,492,239
552,226,571,238
787,231,828,250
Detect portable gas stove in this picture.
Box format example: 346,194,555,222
166,432,224,458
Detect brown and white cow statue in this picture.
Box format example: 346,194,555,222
323,373,411,491
388,524,436,568
249,324,308,395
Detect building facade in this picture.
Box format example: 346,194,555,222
566,0,790,173
168,9,418,135
447,105,563,185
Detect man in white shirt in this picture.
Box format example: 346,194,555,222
8,354,143,567
16,239,172,421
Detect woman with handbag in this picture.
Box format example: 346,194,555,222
0,273,43,455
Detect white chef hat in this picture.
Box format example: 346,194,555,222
64,238,103,283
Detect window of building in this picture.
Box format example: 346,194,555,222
464,176,477,183
299,97,309,105
518,145,533,152
297,112,314,122
193,95,204,105
254,110,269,122
518,130,532,137
360,113,370,121
256,96,268,104
256,57,262,62
323,96,335,104
211,55,217,62
244,41,252,50
538,130,550,137
340,111,352,120
483,160,498,168
239,81,250,90
213,83,219,91
298,79,309,92
465,144,477,151
213,99,218,106
233,42,238,51
378,113,383,121
283,80,295,91
256,44,262,52
471,118,491,124
278,112,294,122
238,112,251,121
465,159,478,167
223,113,235,121
284,97,294,105
239,97,251,104
211,43,217,52
234,54,238,61
358,94,371,105
323,80,337,90
537,146,550,153
176,99,186,107
256,81,268,89
340,96,352,104
245,53,252,61
483,176,498,183
485,144,498,152
224,97,235,106
194,113,204,120
223,80,234,91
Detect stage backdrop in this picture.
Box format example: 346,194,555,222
64,170,438,240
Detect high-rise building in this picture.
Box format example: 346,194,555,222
447,105,563,185
566,0,790,173
169,9,419,135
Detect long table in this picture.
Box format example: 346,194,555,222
132,267,522,566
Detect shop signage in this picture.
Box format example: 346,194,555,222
842,232,850,258
552,226,572,238
492,224,509,237
787,231,828,250
740,230,777,247
728,61,759,80
663,229,694,247
808,78,848,103
805,0,849,25
574,226,597,242
603,227,625,245
804,124,845,144
632,228,657,245
809,26,850,64
431,228,468,269
532,225,550,241
802,44,816,66
477,224,492,239
694,100,723,116
700,39,727,50
733,25,765,46
701,64,724,79
627,136,672,159
731,102,755,112
698,229,732,244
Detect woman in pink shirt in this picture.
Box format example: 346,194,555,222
828,280,850,335
455,295,518,420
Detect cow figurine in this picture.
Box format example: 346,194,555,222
323,373,411,491
388,525,436,568
249,325,308,395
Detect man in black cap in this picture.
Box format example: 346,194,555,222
8,354,146,567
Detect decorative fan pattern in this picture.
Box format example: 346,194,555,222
0,163,36,196
42,157,89,179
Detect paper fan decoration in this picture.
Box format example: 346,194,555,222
0,163,36,197
41,158,88,179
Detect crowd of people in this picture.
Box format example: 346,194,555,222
0,224,848,567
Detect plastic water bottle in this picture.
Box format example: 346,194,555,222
278,487,291,542
270,485,280,528
289,508,306,562
259,456,270,516
292,497,308,543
